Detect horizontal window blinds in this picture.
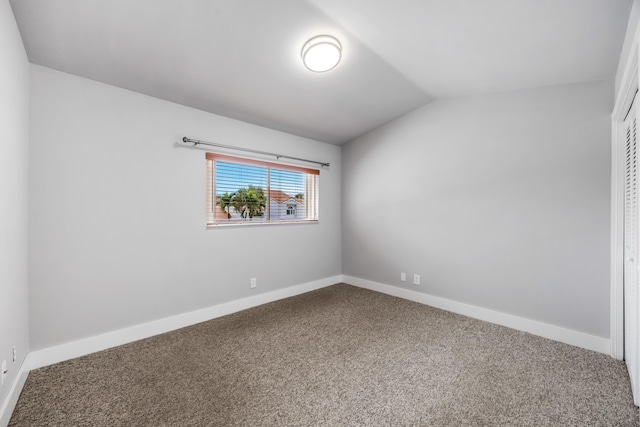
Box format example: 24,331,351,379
206,153,319,226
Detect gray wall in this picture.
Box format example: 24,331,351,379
616,0,640,94
342,80,612,338
0,0,29,410
29,65,341,350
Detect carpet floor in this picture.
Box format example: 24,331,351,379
9,283,640,426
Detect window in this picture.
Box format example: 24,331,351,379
206,153,319,226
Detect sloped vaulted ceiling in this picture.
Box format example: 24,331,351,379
9,0,632,144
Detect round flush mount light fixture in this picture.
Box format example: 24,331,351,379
301,35,342,73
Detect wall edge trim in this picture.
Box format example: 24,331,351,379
27,276,341,371
342,275,610,354
0,356,30,427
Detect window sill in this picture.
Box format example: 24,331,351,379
206,220,319,228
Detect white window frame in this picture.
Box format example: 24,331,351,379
206,152,319,227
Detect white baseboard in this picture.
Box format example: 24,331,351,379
0,357,30,427
27,276,341,371
341,275,610,354
1,274,609,424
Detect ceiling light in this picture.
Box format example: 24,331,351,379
301,35,342,73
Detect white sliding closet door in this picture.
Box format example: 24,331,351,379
624,95,640,405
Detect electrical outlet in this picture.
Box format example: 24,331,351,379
250,278,257,288
12,347,16,363
413,274,421,286
1,360,6,385
400,272,406,282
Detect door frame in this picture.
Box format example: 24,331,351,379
612,32,639,361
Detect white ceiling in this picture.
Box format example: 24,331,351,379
9,0,632,145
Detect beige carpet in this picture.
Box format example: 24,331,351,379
9,284,639,426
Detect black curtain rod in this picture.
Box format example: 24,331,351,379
181,137,330,168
